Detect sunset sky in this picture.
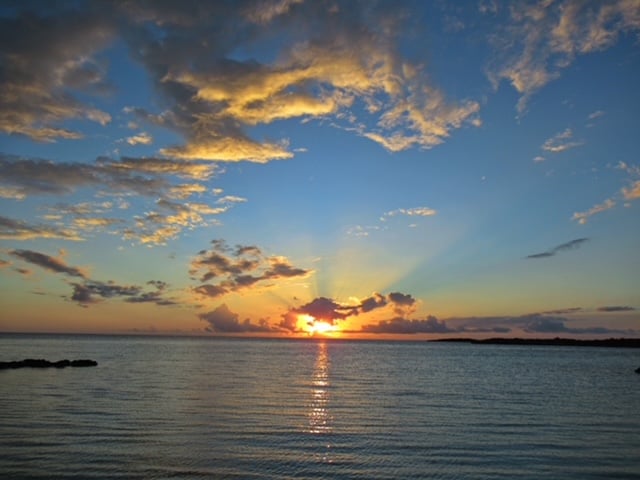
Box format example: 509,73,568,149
1,0,639,338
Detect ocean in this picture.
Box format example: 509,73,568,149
1,334,638,479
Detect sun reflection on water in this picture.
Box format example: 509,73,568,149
308,341,332,436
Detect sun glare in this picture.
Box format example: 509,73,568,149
297,314,339,336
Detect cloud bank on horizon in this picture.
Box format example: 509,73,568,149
0,1,639,336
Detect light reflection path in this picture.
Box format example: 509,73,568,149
308,341,332,435
306,341,334,464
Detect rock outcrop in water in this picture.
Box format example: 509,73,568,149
0,359,98,369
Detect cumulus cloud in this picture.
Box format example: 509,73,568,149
527,237,589,259
191,239,311,298
200,303,273,333
115,1,480,159
487,0,640,113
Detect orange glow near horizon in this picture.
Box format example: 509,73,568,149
297,314,340,336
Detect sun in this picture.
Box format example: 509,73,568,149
297,314,339,336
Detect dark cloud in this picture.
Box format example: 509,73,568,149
191,239,311,298
521,315,626,335
362,316,454,334
359,293,387,313
10,249,86,278
69,279,178,307
293,297,355,322
200,304,273,333
446,313,635,336
6,247,177,307
539,307,583,315
279,290,420,332
597,306,635,312
527,238,589,259
0,6,114,141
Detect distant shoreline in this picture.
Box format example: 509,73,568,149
432,337,640,348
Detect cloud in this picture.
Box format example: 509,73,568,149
126,132,153,146
527,237,589,259
596,305,635,312
541,128,583,153
68,277,178,308
0,6,113,141
362,316,454,334
539,307,583,315
191,239,311,298
117,1,480,159
5,247,178,307
0,154,233,245
381,207,437,221
622,180,640,200
102,156,217,181
277,290,418,332
572,198,615,224
487,1,640,113
200,304,273,333
443,313,637,336
0,215,82,241
9,249,87,278
521,315,629,335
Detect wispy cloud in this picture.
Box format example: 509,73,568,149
527,237,589,259
541,128,583,153
487,1,640,114
9,249,87,278
572,198,615,224
0,154,233,245
7,247,179,307
381,207,437,221
596,305,635,312
0,215,82,241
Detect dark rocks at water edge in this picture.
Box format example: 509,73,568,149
0,359,98,370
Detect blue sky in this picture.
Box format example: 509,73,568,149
1,0,639,337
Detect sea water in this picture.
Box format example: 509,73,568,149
1,334,638,479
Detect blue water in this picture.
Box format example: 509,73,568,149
1,334,639,479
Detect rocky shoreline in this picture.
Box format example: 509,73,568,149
0,359,98,369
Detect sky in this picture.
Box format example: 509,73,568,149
1,0,639,338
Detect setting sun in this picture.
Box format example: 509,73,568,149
297,314,339,336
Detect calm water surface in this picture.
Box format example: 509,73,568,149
1,334,639,479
